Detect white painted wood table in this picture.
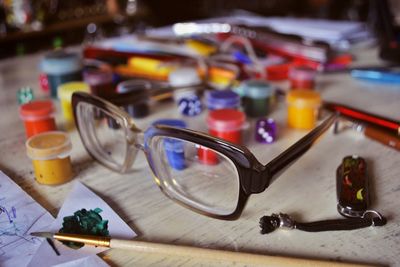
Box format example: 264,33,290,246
0,47,399,266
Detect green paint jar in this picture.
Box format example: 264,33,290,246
235,79,273,118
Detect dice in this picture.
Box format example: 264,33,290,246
178,95,202,116
255,118,276,144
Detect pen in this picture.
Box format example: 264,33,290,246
351,69,400,84
323,101,400,136
31,232,374,267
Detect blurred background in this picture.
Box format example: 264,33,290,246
0,0,399,59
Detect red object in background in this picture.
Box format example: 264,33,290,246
198,109,245,165
39,73,49,92
289,65,317,90
83,46,186,65
19,100,57,138
331,54,353,65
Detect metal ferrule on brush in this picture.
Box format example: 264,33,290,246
54,233,111,247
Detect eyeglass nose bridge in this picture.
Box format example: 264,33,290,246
122,124,145,172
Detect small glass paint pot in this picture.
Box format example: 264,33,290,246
289,65,317,90
235,79,273,118
169,67,202,116
58,82,90,128
198,109,245,165
152,119,187,170
286,90,321,129
115,80,152,118
40,50,82,98
19,100,57,138
205,90,240,110
26,131,73,185
83,69,115,98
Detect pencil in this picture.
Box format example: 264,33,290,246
323,101,400,136
31,232,376,267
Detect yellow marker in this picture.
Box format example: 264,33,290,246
356,188,364,200
128,57,176,77
185,39,217,56
26,131,73,185
58,82,90,128
286,90,322,129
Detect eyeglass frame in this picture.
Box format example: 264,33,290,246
72,91,337,220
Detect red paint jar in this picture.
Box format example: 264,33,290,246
19,100,57,138
198,109,246,165
289,65,317,90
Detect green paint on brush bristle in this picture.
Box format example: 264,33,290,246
58,208,109,249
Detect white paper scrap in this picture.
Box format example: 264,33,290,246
0,171,54,267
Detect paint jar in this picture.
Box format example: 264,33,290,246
83,69,115,98
169,67,202,116
205,90,240,110
26,131,73,185
40,50,82,98
19,100,57,138
58,82,90,128
199,109,245,165
235,79,273,118
152,119,187,170
286,90,321,129
289,65,317,90
115,80,151,118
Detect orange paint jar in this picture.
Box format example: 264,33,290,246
19,100,57,138
286,91,321,129
26,131,73,185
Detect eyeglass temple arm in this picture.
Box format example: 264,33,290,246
263,113,338,188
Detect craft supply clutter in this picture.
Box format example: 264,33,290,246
2,6,400,267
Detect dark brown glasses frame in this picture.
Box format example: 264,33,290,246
72,92,337,220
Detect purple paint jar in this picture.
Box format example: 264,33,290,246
83,69,115,98
205,90,240,110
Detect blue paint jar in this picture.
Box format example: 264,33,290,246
152,119,187,170
40,50,82,98
205,90,240,110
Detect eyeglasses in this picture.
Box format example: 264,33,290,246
72,92,337,220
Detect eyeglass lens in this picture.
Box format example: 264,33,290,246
76,101,241,216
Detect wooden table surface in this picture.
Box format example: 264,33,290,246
0,47,399,267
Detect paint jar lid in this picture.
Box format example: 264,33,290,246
234,79,273,99
20,100,54,121
205,90,240,110
40,50,82,75
169,67,201,87
26,131,72,160
286,90,321,107
207,109,246,132
83,69,113,86
152,119,187,128
58,82,90,101
289,65,317,81
116,80,152,94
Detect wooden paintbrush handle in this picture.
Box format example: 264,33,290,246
110,239,375,267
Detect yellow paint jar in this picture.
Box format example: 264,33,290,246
58,81,90,128
286,90,321,129
26,131,73,185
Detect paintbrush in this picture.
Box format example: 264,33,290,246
31,232,375,267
